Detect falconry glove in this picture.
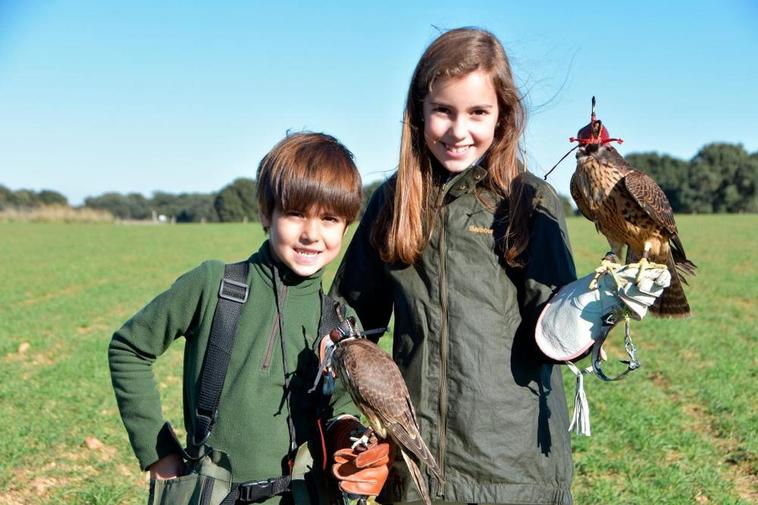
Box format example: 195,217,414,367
327,417,391,497
535,261,671,435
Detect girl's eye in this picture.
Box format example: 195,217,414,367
472,109,490,117
434,106,451,115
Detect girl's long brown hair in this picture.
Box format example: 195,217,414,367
372,27,531,267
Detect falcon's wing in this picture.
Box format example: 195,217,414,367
622,170,678,236
340,340,440,477
570,170,595,221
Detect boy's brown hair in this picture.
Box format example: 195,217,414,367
257,132,362,226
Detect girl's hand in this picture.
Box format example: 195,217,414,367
149,453,185,480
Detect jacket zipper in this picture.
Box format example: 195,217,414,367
262,286,287,370
436,203,449,494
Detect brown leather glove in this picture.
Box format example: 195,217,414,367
327,418,392,496
332,442,391,496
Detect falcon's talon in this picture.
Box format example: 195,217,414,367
349,426,374,452
629,257,650,283
350,433,371,451
589,258,624,289
603,251,620,263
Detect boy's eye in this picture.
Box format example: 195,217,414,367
322,215,342,224
285,211,305,218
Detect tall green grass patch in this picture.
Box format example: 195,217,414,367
0,215,755,504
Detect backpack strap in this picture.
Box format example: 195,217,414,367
190,260,250,450
319,293,344,340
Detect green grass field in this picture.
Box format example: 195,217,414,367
1,215,755,504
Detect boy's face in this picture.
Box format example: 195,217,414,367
262,207,348,277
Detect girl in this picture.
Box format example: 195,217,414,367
330,28,577,505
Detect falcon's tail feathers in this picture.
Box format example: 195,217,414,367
649,253,692,318
401,449,432,505
413,435,442,482
670,236,697,282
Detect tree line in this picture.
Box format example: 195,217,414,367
2,142,755,221
626,143,757,214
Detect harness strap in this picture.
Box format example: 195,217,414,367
319,295,343,339
271,264,298,460
191,261,250,450
220,476,292,504
591,313,640,381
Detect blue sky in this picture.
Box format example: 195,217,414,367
1,1,756,205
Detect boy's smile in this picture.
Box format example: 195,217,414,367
263,207,348,277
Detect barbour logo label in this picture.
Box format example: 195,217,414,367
468,225,493,235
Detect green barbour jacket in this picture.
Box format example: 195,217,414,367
109,241,358,485
330,165,577,505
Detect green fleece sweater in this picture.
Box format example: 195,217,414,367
109,241,357,483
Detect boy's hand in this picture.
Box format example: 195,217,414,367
148,453,185,480
332,442,391,496
327,417,391,497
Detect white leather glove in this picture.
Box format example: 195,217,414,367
535,262,670,362
534,262,671,436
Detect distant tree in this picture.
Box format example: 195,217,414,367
689,143,756,213
85,192,149,219
37,190,68,206
150,191,183,219
624,143,756,214
124,193,151,220
214,178,258,222
173,193,219,223
626,152,689,212
0,185,13,210
11,189,38,208
558,194,575,217
361,180,384,216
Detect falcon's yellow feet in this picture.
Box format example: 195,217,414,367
627,257,667,283
632,257,649,283
589,255,624,289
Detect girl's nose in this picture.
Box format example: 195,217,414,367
448,118,467,141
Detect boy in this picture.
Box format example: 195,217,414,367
109,132,384,504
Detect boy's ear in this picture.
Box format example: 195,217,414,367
260,212,270,230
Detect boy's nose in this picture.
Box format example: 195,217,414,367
300,219,319,241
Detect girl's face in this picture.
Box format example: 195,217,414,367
422,69,499,173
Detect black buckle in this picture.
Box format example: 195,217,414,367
237,477,288,502
219,278,249,303
191,408,217,446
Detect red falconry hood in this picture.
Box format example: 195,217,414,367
570,96,624,146
542,96,625,180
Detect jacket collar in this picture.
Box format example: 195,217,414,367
433,159,489,202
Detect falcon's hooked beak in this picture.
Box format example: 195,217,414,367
577,142,601,158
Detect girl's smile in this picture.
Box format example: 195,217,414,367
422,69,499,173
